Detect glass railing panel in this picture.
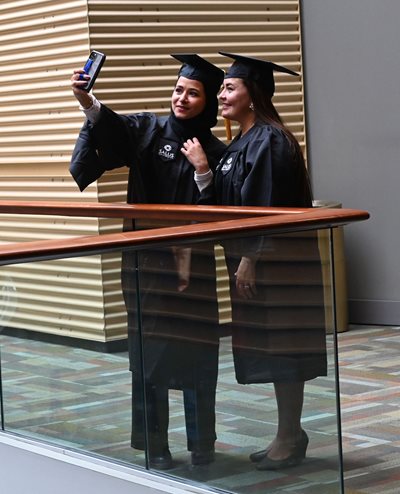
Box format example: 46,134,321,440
132,226,342,491
0,253,144,466
130,233,222,472
0,225,342,493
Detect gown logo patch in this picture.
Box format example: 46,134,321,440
221,156,234,172
158,142,177,161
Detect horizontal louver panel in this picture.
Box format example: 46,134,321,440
0,0,126,343
0,256,127,341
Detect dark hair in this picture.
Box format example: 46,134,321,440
243,78,313,203
243,79,298,150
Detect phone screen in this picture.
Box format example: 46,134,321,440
81,50,106,92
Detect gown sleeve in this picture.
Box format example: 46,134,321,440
236,127,307,257
197,182,217,205
196,138,226,205
239,130,275,206
69,119,107,191
241,128,311,207
70,105,159,191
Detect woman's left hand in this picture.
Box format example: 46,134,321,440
181,137,209,174
172,246,192,292
235,256,257,299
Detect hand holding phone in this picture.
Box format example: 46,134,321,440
79,50,106,91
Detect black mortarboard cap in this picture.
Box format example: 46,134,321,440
171,53,224,93
219,51,298,96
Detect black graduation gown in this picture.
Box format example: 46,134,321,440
70,105,226,452
70,103,227,364
201,124,327,384
70,105,226,205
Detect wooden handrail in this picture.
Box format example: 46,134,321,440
0,206,369,265
0,200,311,221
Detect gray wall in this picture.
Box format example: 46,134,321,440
0,434,200,494
301,0,400,324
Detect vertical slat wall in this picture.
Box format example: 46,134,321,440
0,0,305,346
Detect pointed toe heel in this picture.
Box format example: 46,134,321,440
249,447,271,463
255,430,309,471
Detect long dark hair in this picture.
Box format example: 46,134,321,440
243,78,313,203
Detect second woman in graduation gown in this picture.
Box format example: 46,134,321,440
184,52,327,471
69,54,226,469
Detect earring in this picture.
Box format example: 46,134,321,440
249,102,254,111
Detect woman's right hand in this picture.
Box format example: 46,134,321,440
71,69,93,109
181,137,209,174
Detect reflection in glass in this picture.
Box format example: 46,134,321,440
0,227,342,493
123,235,220,470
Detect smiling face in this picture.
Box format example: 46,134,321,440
218,77,253,124
171,76,207,119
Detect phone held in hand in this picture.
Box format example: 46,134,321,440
80,50,106,92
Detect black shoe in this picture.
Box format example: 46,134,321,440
149,448,173,470
191,449,215,466
255,430,309,471
249,447,271,463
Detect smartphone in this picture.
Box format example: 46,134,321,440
79,50,106,91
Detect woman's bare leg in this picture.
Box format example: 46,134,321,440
267,381,305,460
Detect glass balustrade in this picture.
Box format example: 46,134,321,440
0,221,344,493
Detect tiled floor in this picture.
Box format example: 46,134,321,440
0,325,399,493
336,326,400,494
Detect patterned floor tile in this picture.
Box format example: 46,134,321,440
0,325,398,493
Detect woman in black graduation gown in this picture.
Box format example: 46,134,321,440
69,54,226,469
184,52,327,471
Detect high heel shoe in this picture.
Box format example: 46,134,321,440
249,446,271,463
250,429,307,463
255,430,309,471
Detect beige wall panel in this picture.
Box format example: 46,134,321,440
0,256,127,342
0,0,119,344
0,0,305,345
87,0,305,142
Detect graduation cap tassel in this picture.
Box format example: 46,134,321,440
224,118,232,141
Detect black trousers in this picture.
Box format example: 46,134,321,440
131,370,217,455
131,341,218,456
